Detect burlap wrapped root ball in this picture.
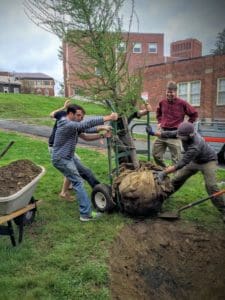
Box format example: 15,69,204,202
117,168,172,217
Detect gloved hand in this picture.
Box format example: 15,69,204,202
146,125,155,136
157,171,167,183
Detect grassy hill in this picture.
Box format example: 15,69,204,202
0,93,109,126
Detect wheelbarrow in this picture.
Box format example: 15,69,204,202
0,142,45,246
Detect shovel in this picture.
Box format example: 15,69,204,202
0,141,15,159
158,189,225,220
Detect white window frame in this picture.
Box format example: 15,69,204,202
133,42,142,53
148,43,157,53
177,81,201,106
3,86,9,93
217,78,225,106
36,80,42,87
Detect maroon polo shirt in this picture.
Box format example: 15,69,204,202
156,97,198,129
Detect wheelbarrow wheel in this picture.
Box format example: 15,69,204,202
91,184,115,212
14,197,36,226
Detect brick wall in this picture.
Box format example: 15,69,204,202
170,38,202,59
63,32,165,97
143,54,225,121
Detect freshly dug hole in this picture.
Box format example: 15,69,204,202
109,220,225,300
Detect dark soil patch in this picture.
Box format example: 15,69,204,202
109,220,225,300
0,159,42,197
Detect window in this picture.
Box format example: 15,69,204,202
36,80,42,86
148,43,157,53
217,78,225,105
3,86,9,93
44,80,50,86
178,81,201,106
117,42,126,52
13,87,19,93
133,42,142,53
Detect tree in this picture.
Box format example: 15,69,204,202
211,28,225,55
23,0,143,116
24,0,143,168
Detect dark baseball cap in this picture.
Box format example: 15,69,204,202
177,122,195,137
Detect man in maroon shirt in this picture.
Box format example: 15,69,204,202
153,81,198,167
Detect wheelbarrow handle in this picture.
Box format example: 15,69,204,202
178,189,225,213
0,141,15,159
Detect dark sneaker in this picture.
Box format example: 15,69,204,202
80,211,102,222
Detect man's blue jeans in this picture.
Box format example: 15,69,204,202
52,156,91,217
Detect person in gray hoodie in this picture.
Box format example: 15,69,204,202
146,121,225,222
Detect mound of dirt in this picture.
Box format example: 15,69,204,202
0,159,42,197
109,220,225,300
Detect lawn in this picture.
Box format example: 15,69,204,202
0,93,109,127
0,94,225,299
0,130,127,299
0,130,224,299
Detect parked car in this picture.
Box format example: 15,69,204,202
196,121,225,165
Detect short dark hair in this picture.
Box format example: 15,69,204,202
167,81,177,91
67,104,86,115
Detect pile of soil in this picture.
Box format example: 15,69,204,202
0,159,42,197
110,220,225,300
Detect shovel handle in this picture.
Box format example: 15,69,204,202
178,189,225,213
0,141,15,159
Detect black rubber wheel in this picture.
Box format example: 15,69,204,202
14,197,36,226
91,184,115,212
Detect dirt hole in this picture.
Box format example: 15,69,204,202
109,220,225,300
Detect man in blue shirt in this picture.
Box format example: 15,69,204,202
52,104,118,221
49,100,109,200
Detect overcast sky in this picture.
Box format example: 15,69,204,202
0,0,225,94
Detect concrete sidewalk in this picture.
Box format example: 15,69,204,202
0,119,149,152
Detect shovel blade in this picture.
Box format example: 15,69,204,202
158,211,179,220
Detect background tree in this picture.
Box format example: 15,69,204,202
211,28,225,55
24,0,143,116
24,0,143,168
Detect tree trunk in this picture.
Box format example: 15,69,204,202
115,116,139,169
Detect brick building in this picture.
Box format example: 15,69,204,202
143,54,225,121
14,73,55,96
170,38,202,59
63,32,225,121
0,71,55,96
0,71,21,93
63,32,165,97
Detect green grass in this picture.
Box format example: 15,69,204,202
0,94,225,298
0,131,224,299
0,93,109,126
0,130,127,299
